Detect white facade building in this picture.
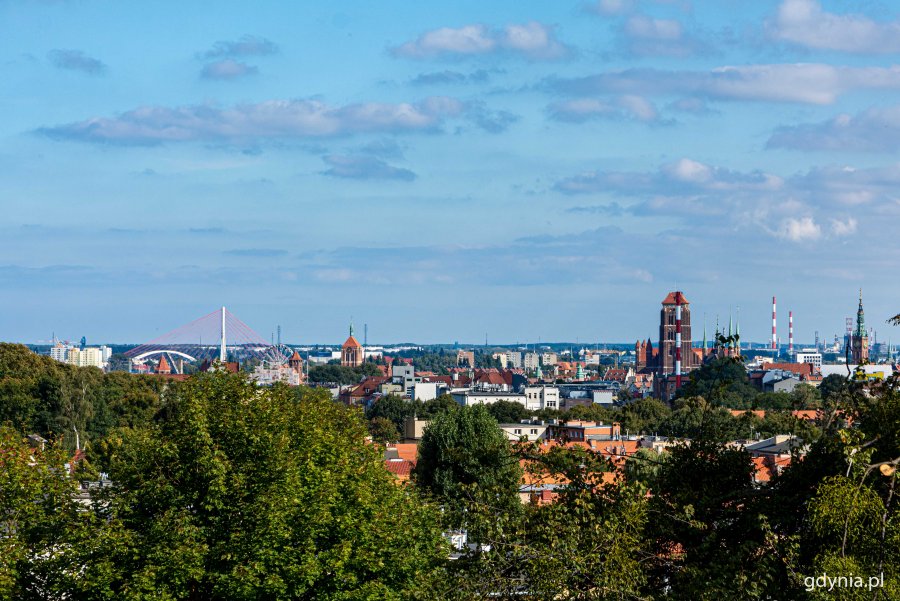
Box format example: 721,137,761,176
795,353,822,369
53,345,112,369
452,391,527,407
500,422,548,441
522,386,560,410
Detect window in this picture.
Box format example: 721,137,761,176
530,429,538,435
514,429,521,435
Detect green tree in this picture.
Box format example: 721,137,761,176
647,438,784,599
445,445,649,600
78,375,446,600
414,404,522,518
416,394,458,419
624,446,669,489
678,356,758,408
369,416,401,444
660,396,741,442
485,399,529,424
619,397,671,435
0,427,93,600
819,373,850,403
366,394,414,432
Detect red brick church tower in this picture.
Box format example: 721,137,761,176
341,324,364,367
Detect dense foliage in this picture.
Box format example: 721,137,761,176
306,361,381,385
3,344,900,599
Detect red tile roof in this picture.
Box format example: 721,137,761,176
662,291,689,305
342,336,362,349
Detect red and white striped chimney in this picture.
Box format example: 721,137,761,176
675,292,683,389
789,311,794,354
772,296,777,350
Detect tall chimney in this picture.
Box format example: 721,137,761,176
789,311,794,355
772,296,777,350
675,291,683,389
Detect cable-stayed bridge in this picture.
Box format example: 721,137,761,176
125,307,289,373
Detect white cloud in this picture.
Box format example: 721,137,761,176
770,0,900,54
548,64,900,105
320,155,416,181
589,0,637,16
201,59,257,80
778,216,821,242
830,217,858,237
548,95,660,123
768,105,900,152
38,97,467,144
392,22,568,60
202,35,279,58
625,15,683,41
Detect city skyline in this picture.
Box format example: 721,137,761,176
2,1,899,343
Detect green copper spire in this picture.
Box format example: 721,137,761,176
703,314,707,350
728,311,734,349
736,307,741,353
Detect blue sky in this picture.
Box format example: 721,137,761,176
2,0,899,345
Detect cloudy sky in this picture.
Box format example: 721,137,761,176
2,0,899,345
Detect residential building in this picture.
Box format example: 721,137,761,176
456,350,475,367
522,386,560,410
500,421,548,441
795,352,822,369
451,391,526,407
524,352,540,371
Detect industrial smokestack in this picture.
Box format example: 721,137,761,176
675,291,683,389
789,311,794,355
772,296,777,350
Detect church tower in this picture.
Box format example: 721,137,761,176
658,291,693,375
851,290,869,364
341,323,364,367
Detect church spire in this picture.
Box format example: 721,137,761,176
855,289,866,337
703,314,707,351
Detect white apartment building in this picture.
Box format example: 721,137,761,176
500,422,548,442
795,352,822,370
541,352,558,366
524,352,540,371
63,346,111,369
452,391,527,407
522,386,560,411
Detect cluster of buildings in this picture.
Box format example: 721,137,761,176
49,340,112,370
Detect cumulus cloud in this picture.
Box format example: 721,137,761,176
552,157,900,243
392,22,568,60
622,14,700,57
769,0,900,54
778,216,821,242
201,59,258,80
202,35,279,58
768,105,900,152
548,95,662,123
547,64,900,105
830,217,858,237
556,158,783,196
37,96,468,145
588,0,638,16
320,155,416,181
47,49,106,75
